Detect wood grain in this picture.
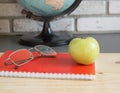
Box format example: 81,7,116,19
0,53,120,93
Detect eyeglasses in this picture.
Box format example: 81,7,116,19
4,45,57,69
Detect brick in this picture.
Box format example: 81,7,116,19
77,17,120,32
72,1,106,15
0,19,10,32
14,19,43,32
109,1,120,14
51,18,75,31
0,3,22,16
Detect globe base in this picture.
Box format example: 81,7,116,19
18,9,75,46
19,31,73,46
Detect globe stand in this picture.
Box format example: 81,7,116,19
19,9,74,46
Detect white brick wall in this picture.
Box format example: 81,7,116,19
78,17,120,32
0,0,120,33
0,19,10,32
72,1,106,15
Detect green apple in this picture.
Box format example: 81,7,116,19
68,37,100,65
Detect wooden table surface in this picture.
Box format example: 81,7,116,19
0,53,120,93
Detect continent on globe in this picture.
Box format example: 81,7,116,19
45,0,65,10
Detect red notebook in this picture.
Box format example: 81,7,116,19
0,51,95,80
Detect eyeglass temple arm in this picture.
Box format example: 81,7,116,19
4,58,13,65
4,57,21,69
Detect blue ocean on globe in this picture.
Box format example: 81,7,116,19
17,0,75,16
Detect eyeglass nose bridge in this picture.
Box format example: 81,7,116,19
28,48,42,57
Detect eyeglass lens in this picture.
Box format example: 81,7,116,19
35,45,56,55
9,49,33,66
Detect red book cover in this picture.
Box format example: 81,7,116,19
0,51,95,80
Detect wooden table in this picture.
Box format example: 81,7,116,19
0,53,120,93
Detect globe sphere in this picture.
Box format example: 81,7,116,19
17,0,75,17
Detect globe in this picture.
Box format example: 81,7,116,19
17,0,75,17
16,0,82,46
